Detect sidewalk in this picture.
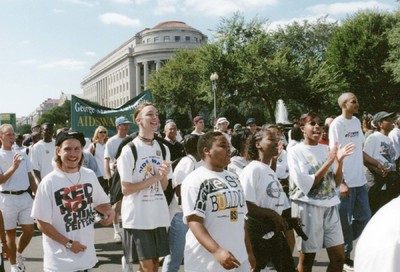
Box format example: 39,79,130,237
5,224,336,271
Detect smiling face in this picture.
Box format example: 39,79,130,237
136,105,159,134
257,130,279,159
57,138,83,173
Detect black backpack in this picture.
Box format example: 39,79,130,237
109,136,167,205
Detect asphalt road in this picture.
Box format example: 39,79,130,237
4,224,341,272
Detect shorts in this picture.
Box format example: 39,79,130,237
123,227,169,262
0,193,34,230
292,201,343,253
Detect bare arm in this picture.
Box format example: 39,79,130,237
28,172,37,194
104,157,111,179
187,214,241,270
244,221,256,270
33,169,42,183
36,220,87,254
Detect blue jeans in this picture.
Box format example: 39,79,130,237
339,184,371,254
162,212,188,272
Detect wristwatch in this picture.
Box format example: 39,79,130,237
65,240,73,249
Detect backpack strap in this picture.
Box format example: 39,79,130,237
128,141,138,170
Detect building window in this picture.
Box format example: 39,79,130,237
185,36,190,42
164,36,170,42
154,36,160,43
194,37,198,43
175,36,180,42
147,38,150,43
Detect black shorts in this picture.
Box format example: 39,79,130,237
123,227,169,262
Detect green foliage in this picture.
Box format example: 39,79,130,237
37,100,71,130
326,11,400,113
16,124,31,135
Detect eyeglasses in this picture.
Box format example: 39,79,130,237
346,100,358,104
308,121,324,127
98,131,107,134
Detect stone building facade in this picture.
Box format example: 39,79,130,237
81,21,207,107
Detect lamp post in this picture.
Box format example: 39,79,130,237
210,72,219,122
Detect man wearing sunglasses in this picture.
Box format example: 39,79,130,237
329,92,385,271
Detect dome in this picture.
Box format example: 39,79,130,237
151,21,195,30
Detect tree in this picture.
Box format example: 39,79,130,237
37,100,71,129
326,11,400,113
148,49,211,126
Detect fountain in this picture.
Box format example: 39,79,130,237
275,99,291,124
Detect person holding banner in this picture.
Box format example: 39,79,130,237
104,116,132,243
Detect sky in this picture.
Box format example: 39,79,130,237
1,0,398,118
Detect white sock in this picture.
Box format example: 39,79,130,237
113,223,121,233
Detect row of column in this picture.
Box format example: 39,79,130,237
135,60,162,94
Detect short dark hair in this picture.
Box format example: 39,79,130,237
183,134,200,156
198,131,223,160
245,128,275,161
231,128,252,156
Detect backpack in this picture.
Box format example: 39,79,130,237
109,137,167,205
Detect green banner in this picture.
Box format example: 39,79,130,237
0,113,17,130
71,90,152,137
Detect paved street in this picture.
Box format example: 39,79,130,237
5,224,344,272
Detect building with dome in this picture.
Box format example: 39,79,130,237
81,21,207,108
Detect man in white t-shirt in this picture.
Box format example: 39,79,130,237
181,131,255,272
329,92,384,271
31,131,114,272
0,124,37,272
104,116,132,243
31,122,55,183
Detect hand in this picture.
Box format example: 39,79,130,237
12,153,22,170
376,163,389,177
157,161,171,178
69,240,87,254
213,247,241,270
337,143,355,162
99,208,115,226
340,182,350,197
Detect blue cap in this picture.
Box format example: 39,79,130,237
115,116,132,126
246,118,256,125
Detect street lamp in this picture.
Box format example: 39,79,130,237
210,72,219,121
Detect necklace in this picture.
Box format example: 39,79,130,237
138,135,154,143
63,171,81,186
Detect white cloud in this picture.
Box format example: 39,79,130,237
63,0,99,7
154,0,277,17
99,13,141,27
266,15,337,31
20,40,31,45
53,8,66,13
306,1,394,16
19,59,38,65
112,0,147,4
84,51,96,56
39,59,86,70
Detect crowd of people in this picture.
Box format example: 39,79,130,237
0,92,400,272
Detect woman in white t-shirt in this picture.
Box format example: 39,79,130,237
240,128,295,272
117,102,172,272
88,126,108,192
287,112,354,272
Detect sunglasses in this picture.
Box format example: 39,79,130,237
99,131,107,134
308,121,324,127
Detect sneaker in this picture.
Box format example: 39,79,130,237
11,264,24,272
121,255,132,272
114,232,122,243
16,254,26,271
343,258,354,271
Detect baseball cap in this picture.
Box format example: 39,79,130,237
246,118,256,125
115,116,132,126
372,111,395,124
55,131,86,147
